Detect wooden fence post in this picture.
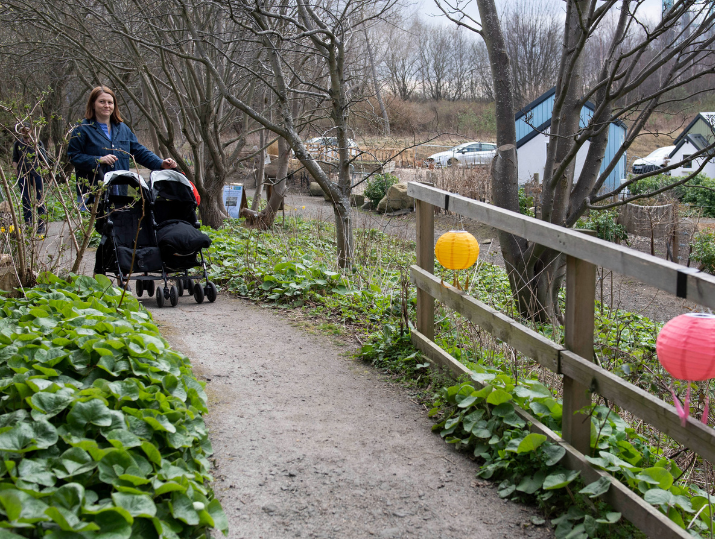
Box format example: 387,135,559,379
562,255,597,455
416,199,435,340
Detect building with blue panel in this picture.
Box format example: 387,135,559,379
514,88,628,192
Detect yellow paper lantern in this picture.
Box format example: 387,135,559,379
435,230,480,270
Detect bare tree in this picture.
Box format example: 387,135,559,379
435,0,715,320
382,18,420,100
502,0,562,108
2,0,260,228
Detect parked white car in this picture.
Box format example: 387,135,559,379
305,136,359,160
425,142,497,167
631,146,675,175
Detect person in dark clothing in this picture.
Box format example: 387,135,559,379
11,124,47,234
67,86,176,203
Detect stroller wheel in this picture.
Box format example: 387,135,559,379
176,278,184,297
156,287,165,308
146,280,156,297
205,282,217,303
136,279,144,298
169,285,179,307
193,282,205,304
186,278,194,292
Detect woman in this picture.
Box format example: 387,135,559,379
68,86,176,202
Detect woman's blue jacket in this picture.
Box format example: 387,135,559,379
67,119,163,184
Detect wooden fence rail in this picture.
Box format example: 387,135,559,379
407,182,715,539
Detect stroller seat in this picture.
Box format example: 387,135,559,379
149,170,216,304
94,171,162,276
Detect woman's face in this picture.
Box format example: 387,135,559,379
94,92,115,120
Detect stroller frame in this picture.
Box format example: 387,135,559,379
96,171,171,302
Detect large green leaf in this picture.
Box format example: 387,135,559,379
207,499,229,535
0,420,57,453
67,399,114,428
579,476,612,498
543,470,580,490
30,390,75,418
169,492,199,525
636,467,674,490
89,507,133,539
542,444,566,466
111,493,157,518
644,488,675,506
516,433,546,454
486,388,513,406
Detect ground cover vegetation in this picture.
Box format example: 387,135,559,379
204,214,715,537
0,273,228,538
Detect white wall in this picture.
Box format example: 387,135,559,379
669,141,715,178
517,131,591,184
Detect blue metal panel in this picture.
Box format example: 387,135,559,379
515,93,555,142
599,122,627,192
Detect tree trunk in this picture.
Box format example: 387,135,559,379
242,138,289,229
251,130,265,211
477,0,532,315
198,167,228,229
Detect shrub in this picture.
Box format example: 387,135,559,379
0,274,227,538
518,187,534,217
691,231,715,274
364,173,399,207
681,176,715,217
576,210,628,243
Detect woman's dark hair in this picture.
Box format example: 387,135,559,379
85,86,123,124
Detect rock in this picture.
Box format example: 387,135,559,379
361,200,373,211
376,183,413,213
0,266,21,298
309,182,324,197
350,194,364,207
0,254,10,267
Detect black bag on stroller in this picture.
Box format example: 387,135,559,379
149,170,217,304
94,171,164,287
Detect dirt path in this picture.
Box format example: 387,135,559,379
144,294,552,539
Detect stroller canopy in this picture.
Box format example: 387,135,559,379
103,170,150,191
150,170,196,203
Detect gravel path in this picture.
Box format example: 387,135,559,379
144,294,553,539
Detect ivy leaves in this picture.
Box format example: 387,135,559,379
0,274,227,538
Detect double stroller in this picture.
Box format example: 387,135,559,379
94,170,216,307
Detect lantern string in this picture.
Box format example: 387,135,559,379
704,380,711,426
671,384,691,427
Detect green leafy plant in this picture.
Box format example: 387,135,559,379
682,177,715,218
691,231,715,274
518,187,534,217
576,210,628,243
364,173,399,207
0,273,228,538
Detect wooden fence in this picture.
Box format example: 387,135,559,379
408,182,715,538
303,143,418,168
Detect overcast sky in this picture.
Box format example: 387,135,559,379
414,0,664,26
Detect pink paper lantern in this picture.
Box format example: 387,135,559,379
656,313,715,381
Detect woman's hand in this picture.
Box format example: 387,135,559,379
99,155,118,165
161,158,177,169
